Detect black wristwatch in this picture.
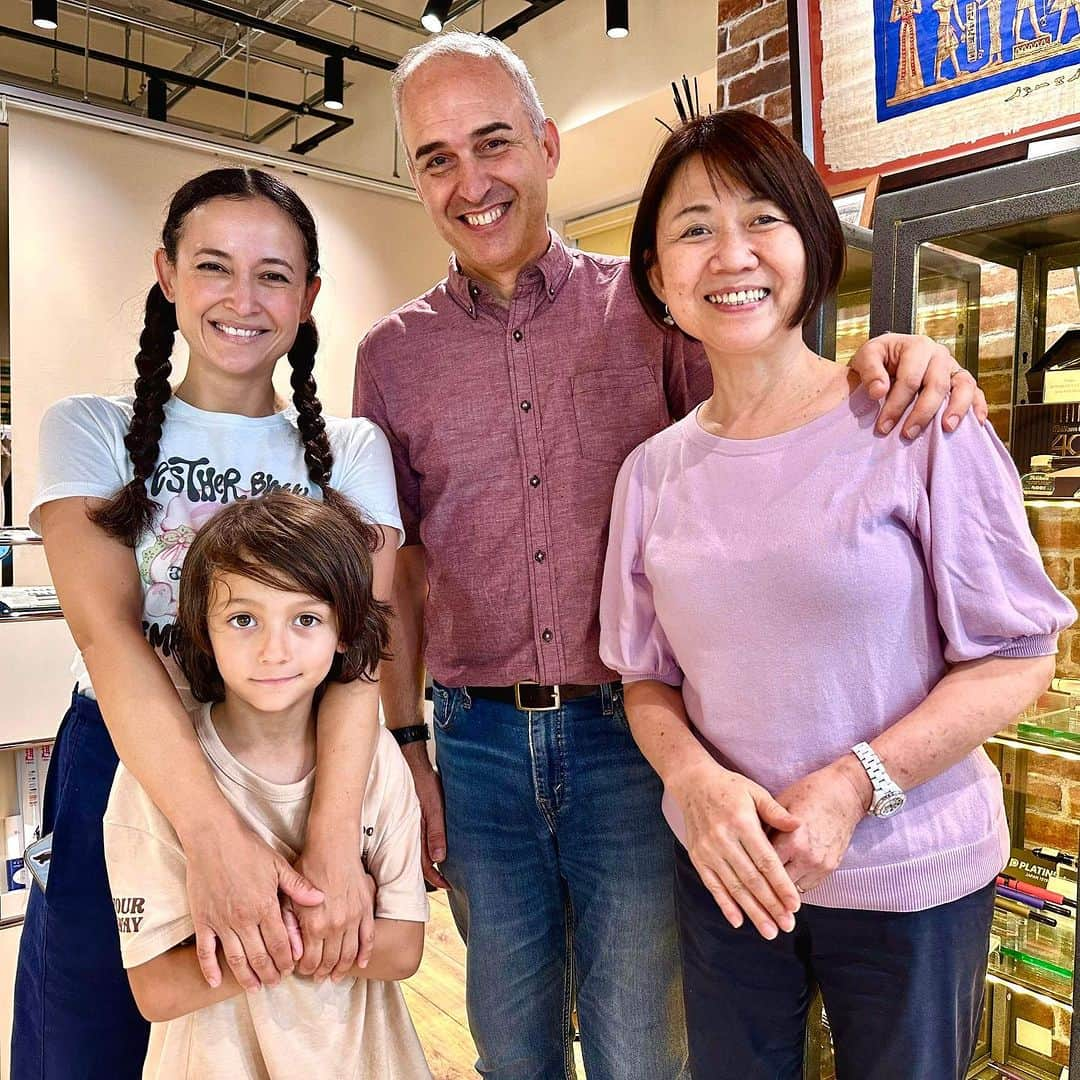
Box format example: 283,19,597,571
390,723,430,748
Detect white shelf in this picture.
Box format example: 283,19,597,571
0,617,74,745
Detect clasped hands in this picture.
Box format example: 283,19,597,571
671,756,869,940
184,822,377,992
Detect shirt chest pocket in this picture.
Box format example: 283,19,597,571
571,366,667,466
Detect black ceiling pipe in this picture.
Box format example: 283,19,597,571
166,0,396,71
488,0,569,41
0,23,354,151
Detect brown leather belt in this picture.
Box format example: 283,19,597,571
465,682,612,712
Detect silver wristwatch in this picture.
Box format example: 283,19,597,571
850,742,906,818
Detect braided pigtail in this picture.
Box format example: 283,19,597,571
288,322,384,554
89,283,176,547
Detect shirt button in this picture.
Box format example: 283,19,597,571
541,628,554,643
513,329,524,342
520,400,532,412
469,284,479,298
534,550,545,563
548,286,556,298
529,475,541,488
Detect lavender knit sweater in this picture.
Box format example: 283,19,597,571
599,386,1075,911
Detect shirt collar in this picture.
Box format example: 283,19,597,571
446,229,574,318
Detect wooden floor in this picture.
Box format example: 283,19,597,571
405,890,586,1079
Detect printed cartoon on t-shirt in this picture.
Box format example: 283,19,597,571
137,455,313,664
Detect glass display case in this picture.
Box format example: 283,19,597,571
807,223,980,370
801,146,1080,1080
870,146,1080,464
805,223,874,365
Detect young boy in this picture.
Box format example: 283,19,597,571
103,492,431,1078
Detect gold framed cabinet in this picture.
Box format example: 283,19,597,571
806,223,981,370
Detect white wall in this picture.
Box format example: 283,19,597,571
509,0,717,134
548,65,715,223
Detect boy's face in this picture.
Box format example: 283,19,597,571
206,571,341,714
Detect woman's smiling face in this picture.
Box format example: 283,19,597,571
647,154,808,361
155,195,320,387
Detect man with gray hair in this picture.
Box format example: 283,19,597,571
356,30,982,1079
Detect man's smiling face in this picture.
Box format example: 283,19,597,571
400,54,560,291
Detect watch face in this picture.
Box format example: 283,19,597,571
875,793,906,818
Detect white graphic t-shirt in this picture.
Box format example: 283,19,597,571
31,394,403,706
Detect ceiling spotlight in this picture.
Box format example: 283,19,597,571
324,54,344,110
31,0,58,30
606,0,629,38
147,77,167,122
421,0,452,34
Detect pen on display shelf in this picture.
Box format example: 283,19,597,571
997,874,1077,908
995,884,1074,917
1031,846,1077,867
994,896,1058,925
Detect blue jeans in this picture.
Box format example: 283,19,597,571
12,690,149,1079
676,844,994,1080
433,682,688,1080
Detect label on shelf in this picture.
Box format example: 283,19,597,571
1044,370,1080,405
16,748,40,849
1050,875,1078,901
1016,1017,1053,1055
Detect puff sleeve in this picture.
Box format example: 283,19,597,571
599,444,683,686
911,411,1075,663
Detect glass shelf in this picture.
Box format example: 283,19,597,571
0,528,40,547
0,611,63,624
992,908,1075,1005
0,585,61,621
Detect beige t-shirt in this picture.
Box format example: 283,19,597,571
103,708,431,1080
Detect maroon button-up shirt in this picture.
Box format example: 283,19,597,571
354,232,711,687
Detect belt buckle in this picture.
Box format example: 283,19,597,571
513,681,561,712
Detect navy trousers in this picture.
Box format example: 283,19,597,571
12,691,148,1079
675,844,994,1080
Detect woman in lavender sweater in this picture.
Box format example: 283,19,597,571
599,110,1075,1080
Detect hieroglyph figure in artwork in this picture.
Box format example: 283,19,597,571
1014,0,1044,41
891,0,926,96
978,0,1005,64
1050,0,1080,43
933,0,963,79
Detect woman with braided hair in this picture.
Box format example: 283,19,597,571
12,168,403,1078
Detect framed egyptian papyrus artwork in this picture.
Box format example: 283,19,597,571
794,0,1080,190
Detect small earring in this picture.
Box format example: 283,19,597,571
662,304,675,327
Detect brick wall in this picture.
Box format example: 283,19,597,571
978,267,1080,444
1027,504,1080,682
716,0,792,134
